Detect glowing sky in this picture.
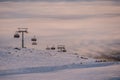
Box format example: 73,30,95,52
0,0,120,55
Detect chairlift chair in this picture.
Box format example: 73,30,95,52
62,49,67,52
14,33,20,38
51,46,55,50
57,45,66,52
31,36,37,41
32,42,37,45
46,46,51,50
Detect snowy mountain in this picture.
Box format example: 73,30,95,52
0,47,120,80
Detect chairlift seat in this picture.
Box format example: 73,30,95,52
32,42,37,45
31,38,37,41
51,47,55,50
63,49,67,52
46,47,50,50
14,34,20,38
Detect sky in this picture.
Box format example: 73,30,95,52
0,0,120,56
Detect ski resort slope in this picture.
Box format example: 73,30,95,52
0,47,120,80
1,65,120,80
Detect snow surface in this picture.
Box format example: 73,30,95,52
0,47,120,80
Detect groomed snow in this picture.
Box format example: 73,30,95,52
1,65,120,80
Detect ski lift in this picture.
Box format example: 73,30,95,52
63,49,67,52
14,33,20,38
51,46,55,50
32,42,37,45
57,45,66,52
46,46,50,50
31,36,37,46
31,36,37,41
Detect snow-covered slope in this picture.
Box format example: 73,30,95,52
0,47,120,80
0,47,95,70
1,65,119,80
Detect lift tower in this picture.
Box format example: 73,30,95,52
14,28,28,48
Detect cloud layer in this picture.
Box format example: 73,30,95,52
0,1,120,55
0,0,120,2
